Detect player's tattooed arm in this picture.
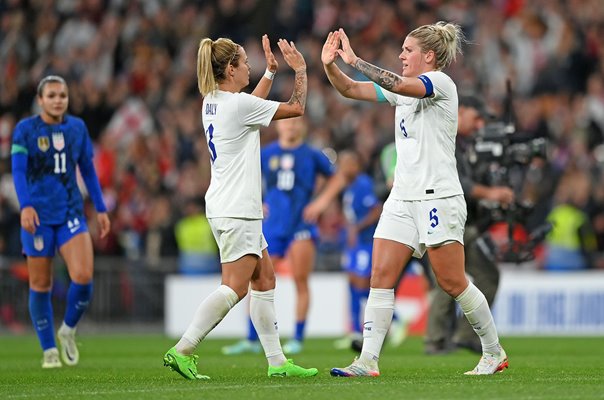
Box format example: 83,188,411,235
287,68,307,110
353,59,402,91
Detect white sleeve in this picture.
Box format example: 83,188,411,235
375,84,401,106
237,92,279,127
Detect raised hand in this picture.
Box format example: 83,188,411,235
336,28,359,66
262,34,278,73
321,31,340,66
277,39,306,72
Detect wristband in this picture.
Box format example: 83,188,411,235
264,69,276,80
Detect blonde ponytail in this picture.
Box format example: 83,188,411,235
197,37,240,96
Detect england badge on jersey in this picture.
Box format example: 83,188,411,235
37,136,50,152
34,235,44,251
52,132,65,151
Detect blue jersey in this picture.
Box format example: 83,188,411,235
261,142,334,239
342,174,379,245
11,115,94,225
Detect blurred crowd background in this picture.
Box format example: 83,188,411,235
1,0,604,280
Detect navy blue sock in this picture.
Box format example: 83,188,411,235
64,282,93,328
29,289,56,350
350,285,369,334
247,317,259,342
294,320,306,342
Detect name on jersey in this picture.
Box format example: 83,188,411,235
205,103,217,115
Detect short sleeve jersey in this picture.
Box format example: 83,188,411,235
202,90,279,219
378,70,463,200
342,173,379,244
261,141,335,237
11,115,93,225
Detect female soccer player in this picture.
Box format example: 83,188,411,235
322,23,508,376
163,35,318,380
222,116,335,356
11,75,110,368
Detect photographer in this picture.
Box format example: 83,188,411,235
425,95,514,355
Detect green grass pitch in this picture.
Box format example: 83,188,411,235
1,335,602,399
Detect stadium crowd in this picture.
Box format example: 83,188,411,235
1,0,604,271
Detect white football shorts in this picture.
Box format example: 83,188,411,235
208,217,268,263
374,194,467,258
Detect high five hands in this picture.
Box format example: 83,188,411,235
321,28,359,66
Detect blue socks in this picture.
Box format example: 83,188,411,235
247,317,259,342
350,285,370,334
30,282,92,351
294,320,306,342
29,289,55,350
64,282,93,328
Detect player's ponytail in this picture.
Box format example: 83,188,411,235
197,37,240,96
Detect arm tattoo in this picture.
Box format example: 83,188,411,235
287,69,307,110
354,58,402,90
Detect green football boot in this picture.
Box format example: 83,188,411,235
268,359,318,378
163,347,210,380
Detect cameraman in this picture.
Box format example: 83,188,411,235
424,95,514,354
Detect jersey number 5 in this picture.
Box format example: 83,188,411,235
205,124,217,162
54,153,66,174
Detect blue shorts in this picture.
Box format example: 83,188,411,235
342,242,373,278
265,226,318,258
21,217,89,257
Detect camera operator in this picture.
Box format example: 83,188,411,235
424,94,514,355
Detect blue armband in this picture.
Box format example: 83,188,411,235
79,157,107,213
373,83,388,103
418,75,434,98
11,152,32,209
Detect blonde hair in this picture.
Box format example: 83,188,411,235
197,37,240,96
408,21,464,70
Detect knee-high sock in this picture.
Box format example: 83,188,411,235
294,320,306,342
247,317,259,341
29,289,56,350
455,281,500,354
350,284,369,334
250,289,286,364
64,282,93,328
177,285,239,354
360,288,394,364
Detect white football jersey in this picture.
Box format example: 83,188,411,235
379,70,463,200
202,90,279,218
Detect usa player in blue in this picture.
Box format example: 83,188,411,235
334,151,383,348
11,76,110,368
222,116,335,356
